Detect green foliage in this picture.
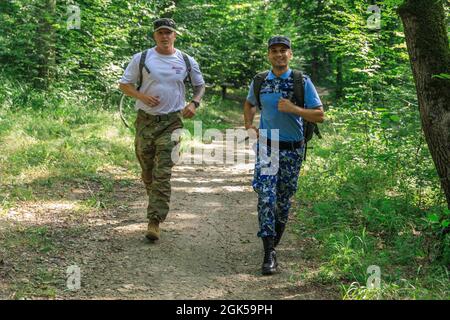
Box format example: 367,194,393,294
1,0,449,300
294,107,449,299
174,1,275,87
432,73,450,80
0,84,242,210
0,0,281,93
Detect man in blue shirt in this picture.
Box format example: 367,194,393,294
244,36,324,275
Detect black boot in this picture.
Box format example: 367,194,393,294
274,223,286,247
262,237,278,275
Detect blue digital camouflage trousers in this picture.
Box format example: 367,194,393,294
252,142,304,238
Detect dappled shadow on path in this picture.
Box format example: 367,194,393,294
0,139,339,300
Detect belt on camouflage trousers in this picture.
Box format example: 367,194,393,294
138,109,181,123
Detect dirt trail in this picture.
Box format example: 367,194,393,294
0,123,338,300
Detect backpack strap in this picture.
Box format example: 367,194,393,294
137,49,149,91
291,71,323,161
180,51,192,85
292,70,309,160
138,49,192,88
291,70,305,107
253,71,269,109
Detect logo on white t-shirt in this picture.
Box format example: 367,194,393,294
172,65,183,74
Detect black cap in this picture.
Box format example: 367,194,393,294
268,36,291,49
153,18,177,32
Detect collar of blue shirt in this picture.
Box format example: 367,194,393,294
267,68,292,80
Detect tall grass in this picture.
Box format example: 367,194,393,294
0,79,244,211
293,104,449,299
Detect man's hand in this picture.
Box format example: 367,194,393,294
139,94,160,107
182,102,196,119
278,98,325,123
245,124,259,139
278,98,297,114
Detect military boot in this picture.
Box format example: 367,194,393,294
274,222,286,247
261,237,278,275
146,219,160,240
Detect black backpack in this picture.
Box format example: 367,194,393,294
120,49,193,128
252,70,322,160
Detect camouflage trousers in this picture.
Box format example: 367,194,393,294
252,142,304,238
134,109,183,222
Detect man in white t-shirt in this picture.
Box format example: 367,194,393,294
119,18,205,242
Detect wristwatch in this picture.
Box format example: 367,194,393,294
191,100,200,108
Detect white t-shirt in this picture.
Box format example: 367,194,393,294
119,47,205,115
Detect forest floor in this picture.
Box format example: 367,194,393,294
0,108,340,300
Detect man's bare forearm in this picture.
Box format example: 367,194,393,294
278,99,325,123
244,100,256,129
293,106,325,123
192,84,206,103
119,83,142,100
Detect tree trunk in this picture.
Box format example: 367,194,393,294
336,56,343,99
310,0,324,83
35,0,56,89
398,0,450,208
